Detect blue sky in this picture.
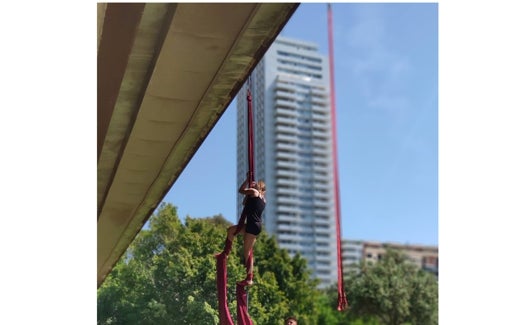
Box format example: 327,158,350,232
163,3,439,246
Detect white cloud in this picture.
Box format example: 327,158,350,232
340,5,412,115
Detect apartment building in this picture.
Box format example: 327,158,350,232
236,36,338,288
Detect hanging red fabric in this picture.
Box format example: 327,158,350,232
216,255,234,325
236,284,253,325
327,3,348,311
216,252,254,325
234,82,256,234
246,87,255,186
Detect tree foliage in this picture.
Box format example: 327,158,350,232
98,203,437,325
344,249,438,325
97,203,325,325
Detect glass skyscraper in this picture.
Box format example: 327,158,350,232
237,36,339,288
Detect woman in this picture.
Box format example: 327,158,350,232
216,175,266,286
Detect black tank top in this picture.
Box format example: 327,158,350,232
242,196,265,223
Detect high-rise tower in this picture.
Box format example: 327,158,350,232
237,36,338,288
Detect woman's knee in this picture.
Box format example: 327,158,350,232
227,225,238,239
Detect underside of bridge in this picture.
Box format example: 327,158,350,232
97,3,298,287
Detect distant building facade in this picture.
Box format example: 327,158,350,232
360,241,438,276
341,239,364,271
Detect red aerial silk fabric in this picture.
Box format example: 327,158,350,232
246,88,255,186
233,86,256,236
327,3,348,311
236,284,253,325
216,241,254,324
216,253,234,325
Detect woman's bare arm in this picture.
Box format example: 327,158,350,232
238,178,248,194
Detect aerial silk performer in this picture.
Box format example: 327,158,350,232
215,83,266,325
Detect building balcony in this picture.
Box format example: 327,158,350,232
275,132,297,142
312,173,330,182
275,116,297,127
275,141,297,151
313,200,332,210
312,154,332,165
275,81,297,93
275,150,296,160
276,200,301,212
313,217,332,227
311,128,329,138
311,114,329,123
313,182,331,191
275,98,298,109
275,167,295,176
313,191,330,201
277,196,299,205
275,107,297,118
310,87,328,98
311,96,328,106
313,211,332,219
275,159,298,170
312,104,329,112
274,89,296,99
276,213,298,223
277,223,307,234
312,164,330,173
275,124,296,135
276,176,297,185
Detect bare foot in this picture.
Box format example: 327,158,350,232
237,275,253,286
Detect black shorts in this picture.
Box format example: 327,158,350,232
245,221,262,236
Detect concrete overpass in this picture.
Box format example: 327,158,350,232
97,3,298,287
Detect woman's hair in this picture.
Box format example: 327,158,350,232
255,180,266,193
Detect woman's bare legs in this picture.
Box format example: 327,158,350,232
227,225,244,241
240,232,257,285
217,225,257,285
215,225,245,257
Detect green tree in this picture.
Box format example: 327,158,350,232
345,249,438,325
97,202,328,325
98,203,221,324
